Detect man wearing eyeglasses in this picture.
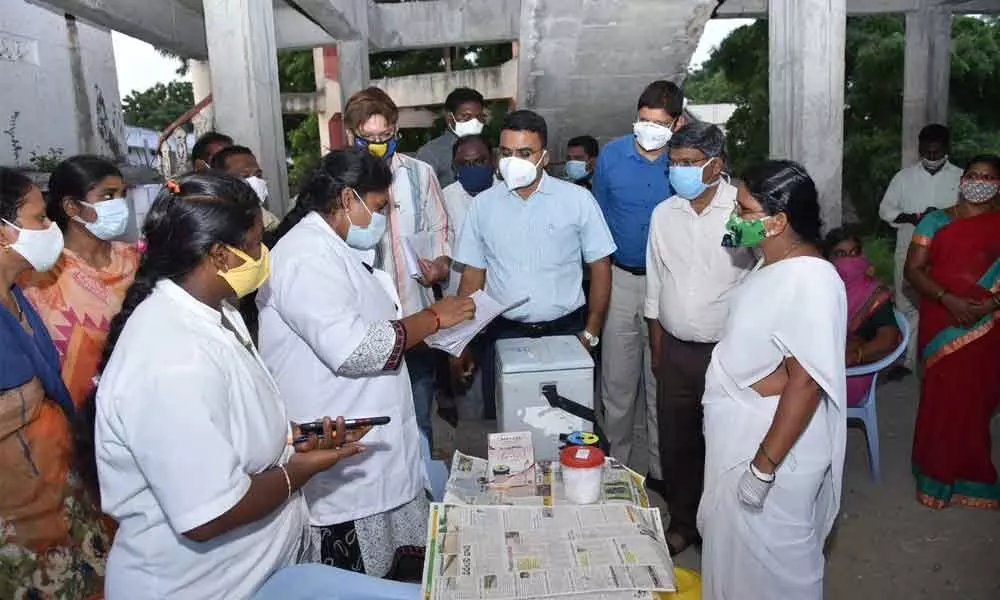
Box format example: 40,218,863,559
590,80,686,493
344,86,451,447
452,110,616,420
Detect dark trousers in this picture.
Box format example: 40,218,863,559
656,332,715,540
479,307,586,419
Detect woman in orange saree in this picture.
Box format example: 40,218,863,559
21,156,139,411
1,168,108,599
905,154,1000,509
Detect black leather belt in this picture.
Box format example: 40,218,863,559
497,307,585,337
613,260,646,276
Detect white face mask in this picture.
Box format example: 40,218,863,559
921,155,948,172
245,176,269,205
499,151,546,191
2,220,65,272
633,121,672,151
73,196,130,241
452,116,484,137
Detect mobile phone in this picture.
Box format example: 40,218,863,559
295,416,391,441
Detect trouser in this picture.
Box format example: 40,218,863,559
600,265,660,478
479,307,586,419
406,346,436,446
657,331,715,540
893,229,920,370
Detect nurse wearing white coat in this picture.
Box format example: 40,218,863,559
93,173,419,600
258,148,475,577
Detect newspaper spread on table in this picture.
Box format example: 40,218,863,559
422,451,676,599
420,503,676,600
443,450,651,508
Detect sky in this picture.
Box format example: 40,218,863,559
112,19,754,100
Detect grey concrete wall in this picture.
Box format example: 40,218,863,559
516,0,717,156
0,1,124,167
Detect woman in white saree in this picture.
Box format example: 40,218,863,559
698,160,847,600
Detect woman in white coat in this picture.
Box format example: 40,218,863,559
93,172,419,599
258,148,474,577
698,161,847,599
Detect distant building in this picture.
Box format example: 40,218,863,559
686,103,738,134
125,125,194,169
0,1,125,167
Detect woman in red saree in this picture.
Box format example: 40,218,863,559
905,154,1000,509
824,228,901,407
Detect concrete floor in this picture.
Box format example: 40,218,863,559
432,375,1000,599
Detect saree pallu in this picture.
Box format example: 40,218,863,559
21,243,139,409
845,281,894,408
912,210,1000,509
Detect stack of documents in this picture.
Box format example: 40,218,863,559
424,291,529,357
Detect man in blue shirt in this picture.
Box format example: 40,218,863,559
453,110,616,419
592,80,687,493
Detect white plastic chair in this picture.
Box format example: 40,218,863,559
845,309,910,483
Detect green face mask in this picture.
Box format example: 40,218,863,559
722,211,770,248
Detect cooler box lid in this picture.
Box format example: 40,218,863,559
496,336,594,375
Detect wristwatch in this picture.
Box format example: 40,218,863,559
581,330,600,348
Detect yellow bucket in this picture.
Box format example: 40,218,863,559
660,567,701,599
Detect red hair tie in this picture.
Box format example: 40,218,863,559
165,180,181,194
136,237,148,254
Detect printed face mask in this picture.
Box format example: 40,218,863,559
2,220,65,272
74,196,130,240
921,155,947,172
721,211,770,248
345,190,388,250
499,151,546,191
354,136,398,161
633,121,672,151
960,179,999,204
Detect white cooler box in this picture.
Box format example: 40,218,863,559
495,336,595,461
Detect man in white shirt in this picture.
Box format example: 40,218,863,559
879,124,961,374
344,87,451,445
443,134,496,297
645,122,754,555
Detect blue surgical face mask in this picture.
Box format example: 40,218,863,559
565,160,590,181
73,196,130,240
345,190,387,250
456,164,495,195
669,158,718,200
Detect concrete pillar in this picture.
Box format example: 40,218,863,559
203,0,290,214
313,41,369,153
769,0,847,230
187,59,214,136
902,8,952,167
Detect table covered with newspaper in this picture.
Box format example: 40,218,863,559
421,451,677,599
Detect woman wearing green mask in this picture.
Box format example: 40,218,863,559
699,160,847,600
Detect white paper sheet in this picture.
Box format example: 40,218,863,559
424,291,529,357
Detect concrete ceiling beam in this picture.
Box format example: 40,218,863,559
285,0,361,41
717,0,1000,18
369,0,521,51
27,0,208,58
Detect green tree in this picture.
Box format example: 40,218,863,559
686,16,1000,233
122,81,195,132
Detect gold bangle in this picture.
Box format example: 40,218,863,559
278,464,292,500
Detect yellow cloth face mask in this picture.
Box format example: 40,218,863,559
219,244,271,298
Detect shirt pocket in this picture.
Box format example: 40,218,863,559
541,221,581,268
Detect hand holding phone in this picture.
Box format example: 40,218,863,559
293,416,389,445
